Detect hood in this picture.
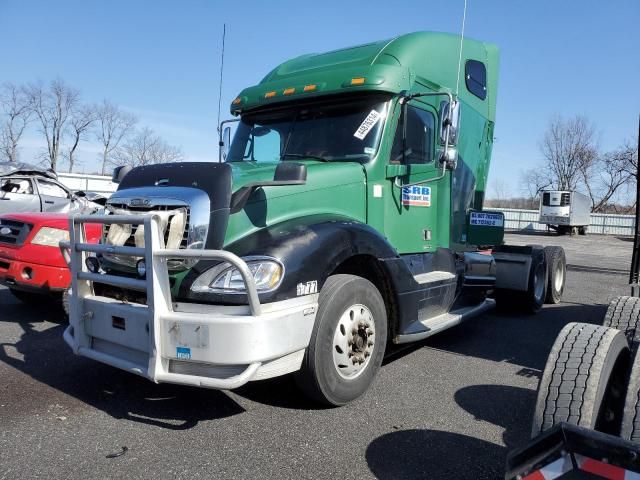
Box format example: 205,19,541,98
228,160,365,201
0,162,57,180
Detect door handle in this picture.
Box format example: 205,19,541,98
45,200,54,204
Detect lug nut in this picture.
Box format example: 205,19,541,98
348,352,353,357
364,351,370,358
367,340,373,346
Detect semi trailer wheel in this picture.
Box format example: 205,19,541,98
603,296,640,354
621,349,640,442
531,323,629,437
295,274,387,406
495,246,546,313
544,246,566,304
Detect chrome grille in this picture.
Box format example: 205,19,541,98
0,219,33,246
104,203,191,249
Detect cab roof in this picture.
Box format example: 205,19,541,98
231,31,499,122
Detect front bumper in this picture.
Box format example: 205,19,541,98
63,214,318,390
0,254,70,292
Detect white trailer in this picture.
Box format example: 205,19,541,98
539,190,591,235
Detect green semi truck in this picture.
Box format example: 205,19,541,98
62,32,566,405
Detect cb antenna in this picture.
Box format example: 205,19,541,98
454,0,468,99
216,23,227,161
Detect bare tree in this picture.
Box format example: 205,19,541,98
520,167,552,200
25,79,80,170
488,178,512,201
539,115,597,191
63,105,97,173
0,83,32,162
114,127,183,167
95,100,137,174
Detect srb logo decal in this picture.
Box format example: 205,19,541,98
401,186,431,207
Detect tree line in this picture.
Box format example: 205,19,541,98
518,115,638,213
0,79,183,174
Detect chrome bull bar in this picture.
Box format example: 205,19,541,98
60,214,264,389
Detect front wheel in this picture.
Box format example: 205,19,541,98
295,274,387,406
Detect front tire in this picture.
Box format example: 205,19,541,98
295,274,387,406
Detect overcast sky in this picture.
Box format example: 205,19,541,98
1,0,638,196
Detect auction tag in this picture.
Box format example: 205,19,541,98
354,110,382,140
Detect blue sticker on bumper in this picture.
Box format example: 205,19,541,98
176,347,191,360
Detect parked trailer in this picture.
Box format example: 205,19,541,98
539,190,591,235
62,32,567,406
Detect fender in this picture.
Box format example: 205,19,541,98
179,214,403,304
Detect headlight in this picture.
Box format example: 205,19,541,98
31,227,70,247
190,257,284,294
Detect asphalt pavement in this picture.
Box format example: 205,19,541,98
0,232,633,479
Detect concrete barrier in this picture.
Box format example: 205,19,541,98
57,172,117,197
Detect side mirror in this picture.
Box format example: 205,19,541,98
112,165,132,184
74,190,87,198
440,147,458,171
439,101,460,145
221,126,232,161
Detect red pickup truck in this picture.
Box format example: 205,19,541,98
0,212,101,312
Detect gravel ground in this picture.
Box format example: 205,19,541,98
0,232,632,479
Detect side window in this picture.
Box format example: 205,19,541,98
37,179,69,198
0,177,33,194
241,126,283,162
390,105,435,164
465,60,487,100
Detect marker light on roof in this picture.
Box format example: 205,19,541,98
264,91,277,98
232,97,242,105
303,84,317,92
283,87,296,95
350,77,366,85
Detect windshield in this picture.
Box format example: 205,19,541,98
227,96,389,163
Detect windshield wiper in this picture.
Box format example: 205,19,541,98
281,153,330,162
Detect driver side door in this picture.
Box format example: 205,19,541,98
36,178,74,212
383,101,450,254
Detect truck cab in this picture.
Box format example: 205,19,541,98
63,32,558,405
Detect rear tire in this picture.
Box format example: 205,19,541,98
578,226,587,235
531,323,629,437
495,246,546,314
544,246,566,304
603,296,640,355
61,287,71,318
295,274,387,406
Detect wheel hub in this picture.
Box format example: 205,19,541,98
333,304,375,379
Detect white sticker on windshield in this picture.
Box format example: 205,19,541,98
354,110,382,140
